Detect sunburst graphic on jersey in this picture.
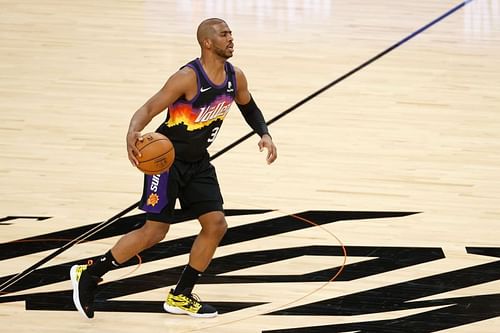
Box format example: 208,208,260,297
166,96,233,131
166,104,198,130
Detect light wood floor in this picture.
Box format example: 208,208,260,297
1,0,499,332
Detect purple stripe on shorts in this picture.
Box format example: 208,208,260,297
139,171,169,214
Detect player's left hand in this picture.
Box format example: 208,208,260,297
258,134,277,164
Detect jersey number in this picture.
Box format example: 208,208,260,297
207,127,220,143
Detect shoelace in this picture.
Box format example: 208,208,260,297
185,293,202,307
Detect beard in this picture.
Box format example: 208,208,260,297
213,45,233,59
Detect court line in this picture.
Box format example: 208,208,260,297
0,202,137,292
210,0,474,160
0,0,473,293
177,211,348,333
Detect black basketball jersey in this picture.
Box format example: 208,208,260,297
156,58,237,162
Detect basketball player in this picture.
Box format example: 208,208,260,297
70,18,277,319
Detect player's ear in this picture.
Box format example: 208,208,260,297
204,38,212,49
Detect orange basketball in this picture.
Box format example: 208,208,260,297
135,132,175,175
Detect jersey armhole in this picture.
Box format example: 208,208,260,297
178,64,200,103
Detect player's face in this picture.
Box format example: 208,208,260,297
211,23,234,59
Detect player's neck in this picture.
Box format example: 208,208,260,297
199,55,226,84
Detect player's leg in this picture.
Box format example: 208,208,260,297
188,211,227,272
173,210,227,294
70,220,170,319
164,158,226,318
163,211,226,318
71,168,178,319
110,220,170,263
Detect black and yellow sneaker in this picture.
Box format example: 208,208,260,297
70,265,101,319
163,289,218,318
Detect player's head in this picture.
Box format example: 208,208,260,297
197,18,234,59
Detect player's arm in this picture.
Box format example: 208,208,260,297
127,68,194,166
234,67,277,164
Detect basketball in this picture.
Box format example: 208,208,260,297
135,132,175,175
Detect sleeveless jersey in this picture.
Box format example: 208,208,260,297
156,58,237,162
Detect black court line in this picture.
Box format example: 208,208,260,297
0,0,473,293
211,0,473,159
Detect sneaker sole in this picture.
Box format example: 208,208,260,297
163,302,218,318
70,265,92,319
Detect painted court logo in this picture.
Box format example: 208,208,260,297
0,210,499,332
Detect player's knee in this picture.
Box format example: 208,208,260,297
204,217,227,238
142,222,169,247
217,218,228,236
148,230,167,246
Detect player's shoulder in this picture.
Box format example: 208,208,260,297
167,65,196,86
175,65,197,79
231,64,247,83
231,64,244,75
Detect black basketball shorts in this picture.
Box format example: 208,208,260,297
138,155,224,223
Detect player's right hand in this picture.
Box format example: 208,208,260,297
127,131,143,166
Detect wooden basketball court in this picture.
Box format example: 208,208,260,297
1,0,499,332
